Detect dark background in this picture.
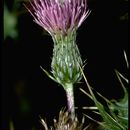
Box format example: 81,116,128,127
2,0,128,130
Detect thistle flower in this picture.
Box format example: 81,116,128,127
26,0,90,121
26,0,90,85
26,0,90,36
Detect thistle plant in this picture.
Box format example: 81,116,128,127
25,0,90,122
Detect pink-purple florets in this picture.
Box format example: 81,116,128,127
27,0,90,35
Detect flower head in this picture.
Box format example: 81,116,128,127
26,0,90,35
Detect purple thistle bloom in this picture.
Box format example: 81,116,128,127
26,0,91,35
25,0,91,121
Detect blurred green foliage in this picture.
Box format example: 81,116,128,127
120,13,128,20
4,5,18,39
120,0,128,21
9,120,14,130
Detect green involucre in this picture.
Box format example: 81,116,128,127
51,31,83,89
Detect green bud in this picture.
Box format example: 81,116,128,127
51,31,83,89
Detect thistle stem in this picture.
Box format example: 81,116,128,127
65,83,75,121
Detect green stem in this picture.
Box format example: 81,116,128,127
65,83,75,121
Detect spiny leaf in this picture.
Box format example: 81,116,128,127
40,65,58,83
79,65,127,130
